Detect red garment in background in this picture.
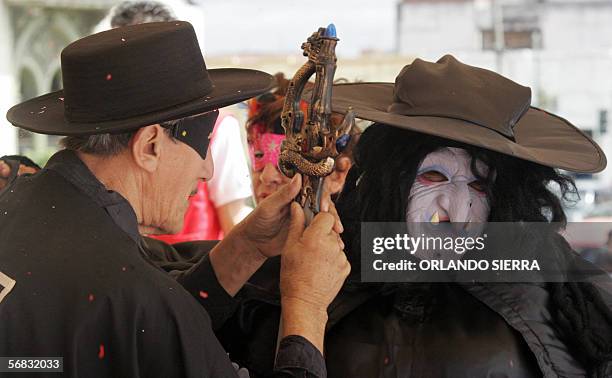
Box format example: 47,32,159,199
149,114,227,244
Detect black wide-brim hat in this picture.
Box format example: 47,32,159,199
329,55,606,173
7,21,274,135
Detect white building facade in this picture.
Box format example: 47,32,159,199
0,0,203,163
397,0,612,184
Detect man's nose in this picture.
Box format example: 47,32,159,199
201,147,214,181
436,182,472,223
260,163,282,185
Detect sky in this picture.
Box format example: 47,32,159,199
199,0,400,57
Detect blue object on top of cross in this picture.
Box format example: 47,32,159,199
324,24,337,38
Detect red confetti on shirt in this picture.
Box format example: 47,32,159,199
106,74,112,81
383,356,390,365
26,271,32,276
121,266,127,272
88,294,95,302
98,344,105,359
199,290,209,299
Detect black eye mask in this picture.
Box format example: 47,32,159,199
167,110,219,159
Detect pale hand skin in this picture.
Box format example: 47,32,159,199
0,160,39,190
209,173,343,295
209,174,349,353
279,203,350,352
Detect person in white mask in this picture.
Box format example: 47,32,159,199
216,55,612,378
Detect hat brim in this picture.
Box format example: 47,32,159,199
7,68,274,136
330,82,606,173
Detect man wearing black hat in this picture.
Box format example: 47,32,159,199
0,22,349,377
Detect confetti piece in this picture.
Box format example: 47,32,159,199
26,271,31,276
121,38,126,42
106,74,112,81
181,130,187,137
383,356,390,365
98,344,105,359
121,266,127,272
199,290,209,299
88,294,95,302
58,97,64,101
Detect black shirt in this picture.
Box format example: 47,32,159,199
0,150,325,377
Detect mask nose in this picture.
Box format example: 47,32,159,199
436,181,472,223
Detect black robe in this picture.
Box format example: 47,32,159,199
217,238,612,378
0,150,325,378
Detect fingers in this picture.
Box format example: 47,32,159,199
335,156,351,172
305,212,336,238
0,161,10,178
336,233,345,251
327,201,344,234
261,173,302,212
319,194,343,234
17,165,37,176
286,202,306,244
340,256,351,279
278,173,302,204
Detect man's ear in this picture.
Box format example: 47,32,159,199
130,124,165,172
325,156,352,196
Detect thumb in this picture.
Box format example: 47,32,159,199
286,202,306,244
270,173,302,208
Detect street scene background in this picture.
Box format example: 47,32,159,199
1,0,612,246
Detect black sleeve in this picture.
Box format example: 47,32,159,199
141,237,239,329
273,335,327,378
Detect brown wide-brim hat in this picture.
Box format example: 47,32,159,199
7,21,274,136
329,55,606,173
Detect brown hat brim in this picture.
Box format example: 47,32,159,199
7,68,273,136
331,82,606,173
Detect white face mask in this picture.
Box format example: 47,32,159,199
405,147,491,243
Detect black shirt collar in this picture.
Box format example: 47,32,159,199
45,149,141,243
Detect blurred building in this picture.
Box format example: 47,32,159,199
0,0,203,164
397,0,612,185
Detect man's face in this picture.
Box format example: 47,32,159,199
151,133,213,234
405,147,490,236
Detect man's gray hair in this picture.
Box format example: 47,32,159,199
60,131,136,156
60,127,175,156
110,1,176,28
